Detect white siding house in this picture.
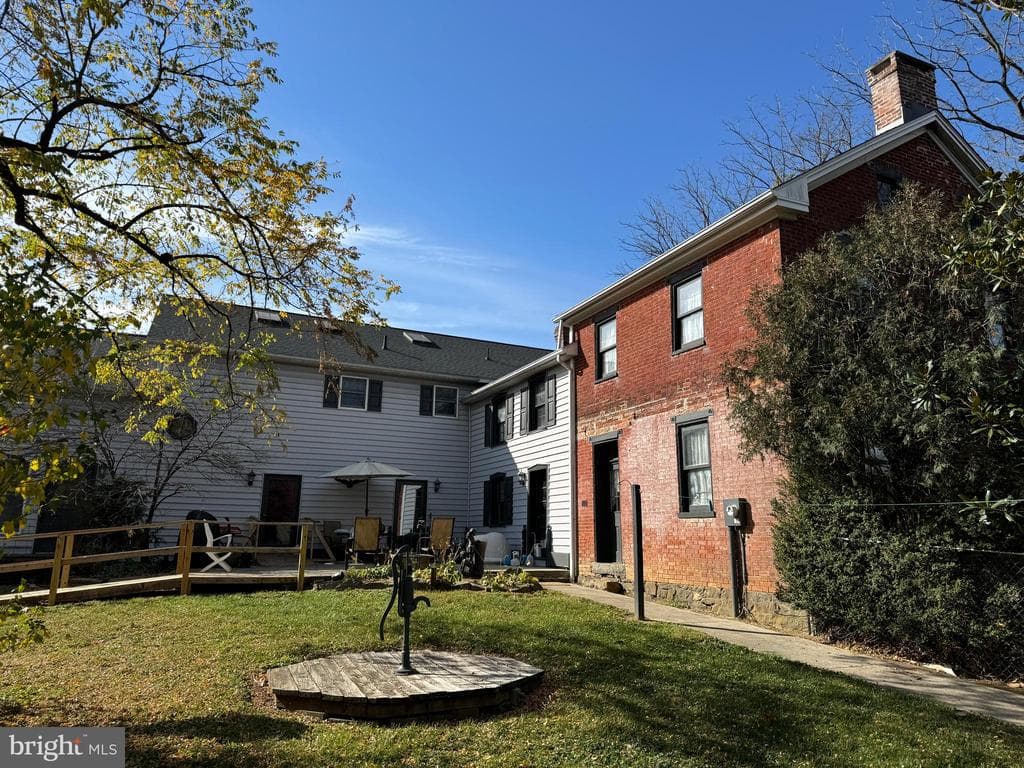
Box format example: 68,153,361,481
465,351,574,567
5,300,576,567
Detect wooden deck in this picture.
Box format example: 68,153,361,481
0,562,344,605
268,650,543,720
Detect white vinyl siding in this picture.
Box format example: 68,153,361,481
468,365,571,565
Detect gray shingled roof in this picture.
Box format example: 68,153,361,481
146,300,551,383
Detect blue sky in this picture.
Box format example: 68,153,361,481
249,1,920,348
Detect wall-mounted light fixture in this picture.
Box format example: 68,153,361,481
518,471,527,486
433,478,441,494
246,470,256,487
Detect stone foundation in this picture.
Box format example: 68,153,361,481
579,563,808,633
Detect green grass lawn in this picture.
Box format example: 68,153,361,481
1,588,1022,768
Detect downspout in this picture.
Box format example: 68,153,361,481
556,320,579,583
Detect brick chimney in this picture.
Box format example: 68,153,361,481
865,51,938,134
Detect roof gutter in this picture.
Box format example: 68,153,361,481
553,189,805,326
553,112,988,329
464,345,576,403
267,353,489,386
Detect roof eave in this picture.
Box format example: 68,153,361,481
465,347,574,403
554,111,988,328
553,191,804,326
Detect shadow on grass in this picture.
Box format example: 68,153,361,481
133,712,309,742
404,593,1017,767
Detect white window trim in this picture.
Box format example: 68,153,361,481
596,317,617,379
673,273,704,353
339,375,369,410
433,385,459,418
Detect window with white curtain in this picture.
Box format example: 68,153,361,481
673,273,704,352
678,420,713,516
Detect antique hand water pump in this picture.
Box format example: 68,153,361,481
378,545,431,674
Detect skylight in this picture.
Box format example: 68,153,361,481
255,308,289,326
403,330,433,345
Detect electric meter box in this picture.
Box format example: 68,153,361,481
723,498,748,527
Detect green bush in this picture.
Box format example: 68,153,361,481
775,497,1024,678
0,581,46,653
413,559,462,588
481,568,541,593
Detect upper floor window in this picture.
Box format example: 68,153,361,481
876,171,901,207
673,273,704,352
677,419,713,517
323,375,383,412
595,316,617,380
420,384,459,418
526,373,557,432
485,393,515,446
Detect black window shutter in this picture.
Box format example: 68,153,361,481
505,394,515,440
419,385,433,415
545,374,557,426
483,479,494,526
519,388,529,434
367,379,383,412
484,403,494,447
501,476,514,525
323,375,339,408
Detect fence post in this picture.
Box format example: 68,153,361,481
48,534,67,606
59,534,75,588
179,521,194,596
296,523,310,592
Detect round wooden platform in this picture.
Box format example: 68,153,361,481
267,650,544,721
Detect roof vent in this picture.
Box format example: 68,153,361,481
255,308,289,327
403,330,433,345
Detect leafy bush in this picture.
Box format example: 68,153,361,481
1,582,46,653
340,564,391,584
726,188,1024,679
481,568,541,593
413,559,463,588
774,498,1024,678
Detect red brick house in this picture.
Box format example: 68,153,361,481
553,52,988,628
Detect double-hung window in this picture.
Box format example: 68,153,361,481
485,393,515,446
595,316,617,380
420,384,459,417
323,375,383,412
677,418,713,517
527,374,557,431
673,272,704,352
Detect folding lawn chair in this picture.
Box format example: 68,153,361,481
200,521,234,572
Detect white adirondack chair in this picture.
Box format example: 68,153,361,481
200,522,233,572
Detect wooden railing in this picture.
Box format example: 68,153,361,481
0,519,318,605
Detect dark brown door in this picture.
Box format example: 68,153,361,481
259,474,302,547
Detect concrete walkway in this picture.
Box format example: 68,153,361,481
547,583,1024,727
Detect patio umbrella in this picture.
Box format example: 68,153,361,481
320,459,411,516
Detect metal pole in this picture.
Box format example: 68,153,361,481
727,528,741,618
631,484,645,621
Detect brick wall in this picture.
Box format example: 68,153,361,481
781,134,970,259
574,223,785,615
570,130,974,626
